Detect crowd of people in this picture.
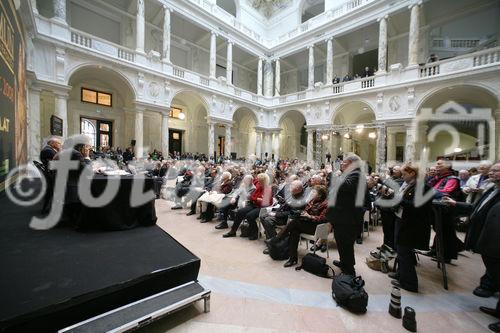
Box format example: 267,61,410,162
332,66,375,84
38,135,500,331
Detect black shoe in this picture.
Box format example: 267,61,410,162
215,221,228,229
474,287,495,298
248,235,258,241
223,231,236,238
171,205,182,210
320,244,327,252
332,260,343,269
200,219,211,223
310,244,319,252
392,280,418,293
388,272,400,280
480,307,500,319
402,306,417,332
240,231,249,238
489,322,500,332
263,248,269,255
186,211,196,216
356,238,363,244
284,258,298,267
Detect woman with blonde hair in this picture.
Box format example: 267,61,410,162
223,173,273,240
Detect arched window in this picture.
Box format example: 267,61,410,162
217,0,237,17
301,0,325,23
81,119,96,148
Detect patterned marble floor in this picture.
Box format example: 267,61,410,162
136,199,497,333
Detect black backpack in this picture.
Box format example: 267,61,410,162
331,274,369,314
296,253,334,278
266,236,289,260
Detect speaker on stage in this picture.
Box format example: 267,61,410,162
131,140,136,146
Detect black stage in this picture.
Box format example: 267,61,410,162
0,180,200,332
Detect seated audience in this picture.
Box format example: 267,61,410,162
215,174,255,229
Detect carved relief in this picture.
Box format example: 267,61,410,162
389,95,400,113
137,73,145,97
148,82,160,98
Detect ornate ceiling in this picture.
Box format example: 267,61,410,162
248,0,292,18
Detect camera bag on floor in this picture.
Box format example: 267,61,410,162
331,273,368,314
295,253,334,278
266,236,289,260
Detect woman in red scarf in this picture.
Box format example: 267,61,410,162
223,173,272,240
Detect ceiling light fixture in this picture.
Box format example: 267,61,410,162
178,112,186,120
368,132,377,139
355,124,364,133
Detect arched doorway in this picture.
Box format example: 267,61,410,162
279,110,307,160
416,85,498,163
65,65,135,151
232,107,258,159
169,91,210,155
332,101,377,166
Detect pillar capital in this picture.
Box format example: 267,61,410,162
211,30,218,37
162,4,172,12
408,0,423,9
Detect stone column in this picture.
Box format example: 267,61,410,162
308,45,315,89
257,57,263,96
209,31,217,79
225,125,232,158
326,38,333,84
54,91,68,138
28,86,42,161
274,58,280,96
264,59,273,97
134,108,144,158
272,131,280,161
53,0,66,23
408,2,421,66
405,124,417,161
208,122,215,158
226,41,233,84
162,5,171,63
307,129,314,163
378,15,388,73
255,130,262,159
161,111,169,156
376,125,387,172
264,132,272,158
387,128,396,162
136,0,145,54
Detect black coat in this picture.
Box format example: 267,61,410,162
326,168,364,226
454,187,500,255
397,182,433,250
40,145,57,168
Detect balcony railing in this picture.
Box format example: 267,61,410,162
361,77,375,89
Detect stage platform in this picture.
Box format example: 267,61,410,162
0,181,201,332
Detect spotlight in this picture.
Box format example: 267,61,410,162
321,134,329,140
355,124,364,133
368,132,377,139
178,112,186,120
343,132,351,139
454,147,462,153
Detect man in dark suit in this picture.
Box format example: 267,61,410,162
326,154,365,275
443,162,500,332
40,136,62,168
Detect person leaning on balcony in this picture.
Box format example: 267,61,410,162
441,162,500,333
427,53,439,63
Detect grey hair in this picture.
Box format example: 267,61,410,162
344,153,361,163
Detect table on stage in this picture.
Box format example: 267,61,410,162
79,174,157,231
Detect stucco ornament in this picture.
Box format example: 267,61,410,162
148,82,160,98
249,0,292,18
389,95,400,113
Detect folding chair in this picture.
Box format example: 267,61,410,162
300,223,333,258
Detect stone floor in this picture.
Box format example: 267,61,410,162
137,199,498,333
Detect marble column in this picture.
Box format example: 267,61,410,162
387,128,396,162
136,0,145,54
255,130,262,159
226,41,233,84
257,57,263,96
264,132,272,158
408,2,421,66
225,125,232,158
162,5,171,63
208,122,215,158
495,108,500,161
53,0,66,23
264,60,273,97
134,108,144,158
274,58,280,96
161,111,169,156
272,131,280,161
28,86,42,161
405,124,417,161
326,38,333,84
209,31,217,79
307,129,314,163
378,15,388,73
54,91,68,138
308,45,315,89
376,125,387,172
